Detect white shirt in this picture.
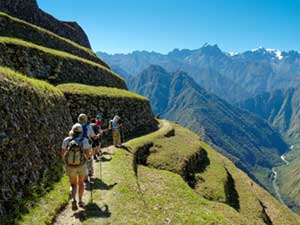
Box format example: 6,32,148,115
87,125,96,139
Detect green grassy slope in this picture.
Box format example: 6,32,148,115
0,12,108,67
0,37,126,89
0,66,63,96
129,121,299,224
19,120,300,224
129,65,288,193
86,121,299,225
57,83,147,101
0,37,121,80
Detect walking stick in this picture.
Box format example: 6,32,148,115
99,154,102,180
89,173,93,203
121,125,125,143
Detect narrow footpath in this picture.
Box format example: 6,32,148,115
53,146,115,225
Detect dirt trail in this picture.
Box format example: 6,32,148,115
53,146,115,225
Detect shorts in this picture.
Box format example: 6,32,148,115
65,164,87,178
92,139,100,148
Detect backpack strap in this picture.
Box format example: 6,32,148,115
82,123,89,138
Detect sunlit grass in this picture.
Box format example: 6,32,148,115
57,83,148,101
0,66,63,96
0,37,123,81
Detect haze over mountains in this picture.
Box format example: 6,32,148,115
98,44,300,103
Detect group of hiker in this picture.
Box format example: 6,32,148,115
61,113,123,210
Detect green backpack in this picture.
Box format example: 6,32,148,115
64,138,85,166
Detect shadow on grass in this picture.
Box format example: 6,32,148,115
91,178,117,191
100,156,112,162
73,203,111,221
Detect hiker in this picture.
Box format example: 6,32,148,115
90,117,104,160
109,115,123,147
96,114,103,130
77,113,100,179
61,123,91,210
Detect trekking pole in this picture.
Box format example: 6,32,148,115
90,174,93,203
99,154,102,180
121,126,125,143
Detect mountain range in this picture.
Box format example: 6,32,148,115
98,45,300,103
239,86,300,145
128,65,288,192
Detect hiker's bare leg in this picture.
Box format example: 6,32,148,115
78,176,85,202
70,176,77,201
112,131,116,146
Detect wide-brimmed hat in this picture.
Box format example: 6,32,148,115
113,115,120,121
69,123,83,136
78,113,88,124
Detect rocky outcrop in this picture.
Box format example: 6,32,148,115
0,0,91,48
0,67,72,224
0,13,109,67
0,38,126,89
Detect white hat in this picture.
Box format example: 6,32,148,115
78,113,88,124
69,123,83,136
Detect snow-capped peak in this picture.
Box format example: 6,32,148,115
266,48,283,60
228,52,238,56
249,47,283,60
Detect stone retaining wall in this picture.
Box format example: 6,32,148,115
0,40,127,89
0,68,72,223
61,92,159,140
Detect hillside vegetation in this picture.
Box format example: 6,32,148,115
129,65,288,193
58,83,147,100
0,37,126,88
239,86,300,146
239,86,300,211
80,121,299,225
0,12,108,66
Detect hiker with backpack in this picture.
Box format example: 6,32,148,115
61,123,91,210
77,113,100,179
90,116,104,160
109,115,123,147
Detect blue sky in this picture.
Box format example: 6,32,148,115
37,0,300,54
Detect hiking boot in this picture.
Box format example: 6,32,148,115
71,200,78,211
79,201,85,208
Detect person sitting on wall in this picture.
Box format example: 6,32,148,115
61,123,91,210
109,115,123,147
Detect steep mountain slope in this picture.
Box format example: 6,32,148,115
0,0,91,48
238,86,300,145
238,86,300,211
98,45,300,102
129,65,289,192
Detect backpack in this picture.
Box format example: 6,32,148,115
64,138,85,166
82,123,89,139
